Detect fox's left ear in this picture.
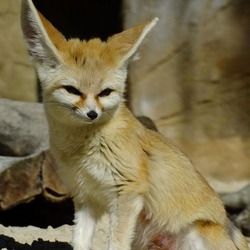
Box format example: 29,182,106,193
21,0,65,68
108,17,159,66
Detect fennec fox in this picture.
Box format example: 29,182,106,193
21,0,248,249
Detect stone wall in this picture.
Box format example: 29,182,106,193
123,0,250,191
0,0,37,101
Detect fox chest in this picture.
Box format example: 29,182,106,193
54,143,123,202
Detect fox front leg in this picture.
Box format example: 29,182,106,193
72,204,97,250
108,195,143,250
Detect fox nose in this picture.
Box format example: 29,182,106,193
87,110,98,120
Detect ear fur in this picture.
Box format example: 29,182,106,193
21,1,158,68
21,0,65,67
108,17,159,65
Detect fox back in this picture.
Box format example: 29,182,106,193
21,1,249,249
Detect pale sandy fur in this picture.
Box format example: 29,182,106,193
21,0,248,249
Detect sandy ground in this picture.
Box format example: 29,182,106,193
0,215,109,250
0,215,249,249
0,225,73,245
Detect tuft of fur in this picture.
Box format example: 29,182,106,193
21,0,249,249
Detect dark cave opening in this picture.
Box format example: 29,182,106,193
0,196,74,228
33,0,123,42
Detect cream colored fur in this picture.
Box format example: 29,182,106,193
21,0,248,249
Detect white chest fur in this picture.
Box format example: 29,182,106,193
51,127,128,208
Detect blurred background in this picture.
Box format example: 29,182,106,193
0,0,250,223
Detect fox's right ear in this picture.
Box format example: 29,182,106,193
108,17,158,66
21,0,65,67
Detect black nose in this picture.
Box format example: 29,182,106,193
87,110,98,120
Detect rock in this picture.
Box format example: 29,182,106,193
234,208,250,237
221,184,250,211
123,0,250,191
0,154,43,210
221,184,250,236
0,99,68,210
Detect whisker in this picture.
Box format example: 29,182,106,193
46,100,74,111
103,109,115,121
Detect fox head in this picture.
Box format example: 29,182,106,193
21,0,158,125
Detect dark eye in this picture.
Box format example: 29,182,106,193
63,85,82,96
98,88,113,97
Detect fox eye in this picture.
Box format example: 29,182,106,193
98,88,113,97
63,85,82,96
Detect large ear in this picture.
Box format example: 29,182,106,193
108,17,158,65
21,0,65,67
